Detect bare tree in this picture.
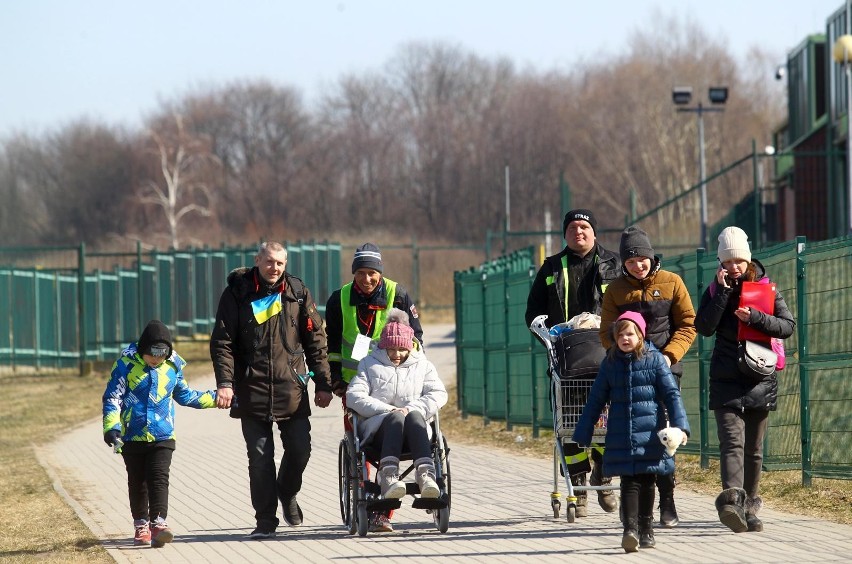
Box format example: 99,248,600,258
0,123,136,246
139,114,216,248
172,81,315,240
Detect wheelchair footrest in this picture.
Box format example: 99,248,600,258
411,496,449,510
366,498,403,512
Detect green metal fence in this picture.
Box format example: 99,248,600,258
454,237,852,484
0,241,341,371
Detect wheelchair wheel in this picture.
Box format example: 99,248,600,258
435,506,450,533
338,439,357,534
442,436,452,510
433,436,451,532
356,503,369,537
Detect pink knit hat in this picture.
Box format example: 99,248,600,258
378,308,414,351
615,311,646,338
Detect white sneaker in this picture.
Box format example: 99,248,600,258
416,464,440,499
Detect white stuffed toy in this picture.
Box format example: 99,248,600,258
658,425,687,457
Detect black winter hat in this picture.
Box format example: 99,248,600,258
562,209,597,235
619,226,655,261
137,320,173,357
352,242,384,274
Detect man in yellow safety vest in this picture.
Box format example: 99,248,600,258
325,242,423,532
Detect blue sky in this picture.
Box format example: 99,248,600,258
0,0,844,135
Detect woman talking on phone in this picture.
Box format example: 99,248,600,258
694,227,795,534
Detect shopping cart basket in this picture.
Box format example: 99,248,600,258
530,314,616,522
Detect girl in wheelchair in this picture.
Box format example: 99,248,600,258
346,308,448,501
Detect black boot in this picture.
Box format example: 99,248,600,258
621,517,639,553
714,487,747,533
746,496,763,532
639,516,656,548
657,474,679,527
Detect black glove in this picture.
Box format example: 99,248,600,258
104,429,121,447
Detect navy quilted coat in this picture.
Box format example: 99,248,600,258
571,342,690,478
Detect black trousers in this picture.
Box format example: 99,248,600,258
564,442,603,477
121,440,175,522
241,416,312,529
371,410,431,463
620,473,657,525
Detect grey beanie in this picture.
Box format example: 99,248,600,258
352,242,384,274
619,226,655,261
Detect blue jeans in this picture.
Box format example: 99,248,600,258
241,417,312,529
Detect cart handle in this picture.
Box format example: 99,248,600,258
530,314,553,346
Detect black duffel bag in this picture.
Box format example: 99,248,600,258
552,328,606,379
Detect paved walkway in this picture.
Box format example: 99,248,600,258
37,325,850,563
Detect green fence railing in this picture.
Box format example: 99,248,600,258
0,241,341,371
454,237,852,484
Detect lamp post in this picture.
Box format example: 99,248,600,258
834,35,852,233
673,86,728,250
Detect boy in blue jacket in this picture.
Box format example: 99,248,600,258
102,320,217,547
572,311,690,553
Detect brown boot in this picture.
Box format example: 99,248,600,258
571,474,588,517
590,462,618,513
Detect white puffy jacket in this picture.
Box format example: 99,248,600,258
346,347,448,444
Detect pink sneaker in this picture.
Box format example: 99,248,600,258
150,517,174,548
133,520,151,546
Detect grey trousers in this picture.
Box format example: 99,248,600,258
714,407,769,498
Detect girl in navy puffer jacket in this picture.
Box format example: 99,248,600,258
573,311,690,553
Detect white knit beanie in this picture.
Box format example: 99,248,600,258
717,226,751,263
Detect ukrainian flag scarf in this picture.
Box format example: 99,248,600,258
252,292,282,324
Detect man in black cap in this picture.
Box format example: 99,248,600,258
525,209,621,517
324,242,423,532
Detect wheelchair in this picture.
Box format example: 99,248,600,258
338,409,451,536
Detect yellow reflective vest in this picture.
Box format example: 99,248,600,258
339,279,398,382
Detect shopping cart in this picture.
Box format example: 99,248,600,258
530,314,615,522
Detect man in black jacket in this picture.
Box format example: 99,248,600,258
211,241,332,540
525,209,621,517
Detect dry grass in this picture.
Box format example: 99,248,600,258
0,341,212,562
441,388,852,525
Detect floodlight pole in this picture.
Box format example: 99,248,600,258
698,103,708,251
677,102,723,250
846,57,852,233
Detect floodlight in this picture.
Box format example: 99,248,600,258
672,86,693,105
708,87,729,104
